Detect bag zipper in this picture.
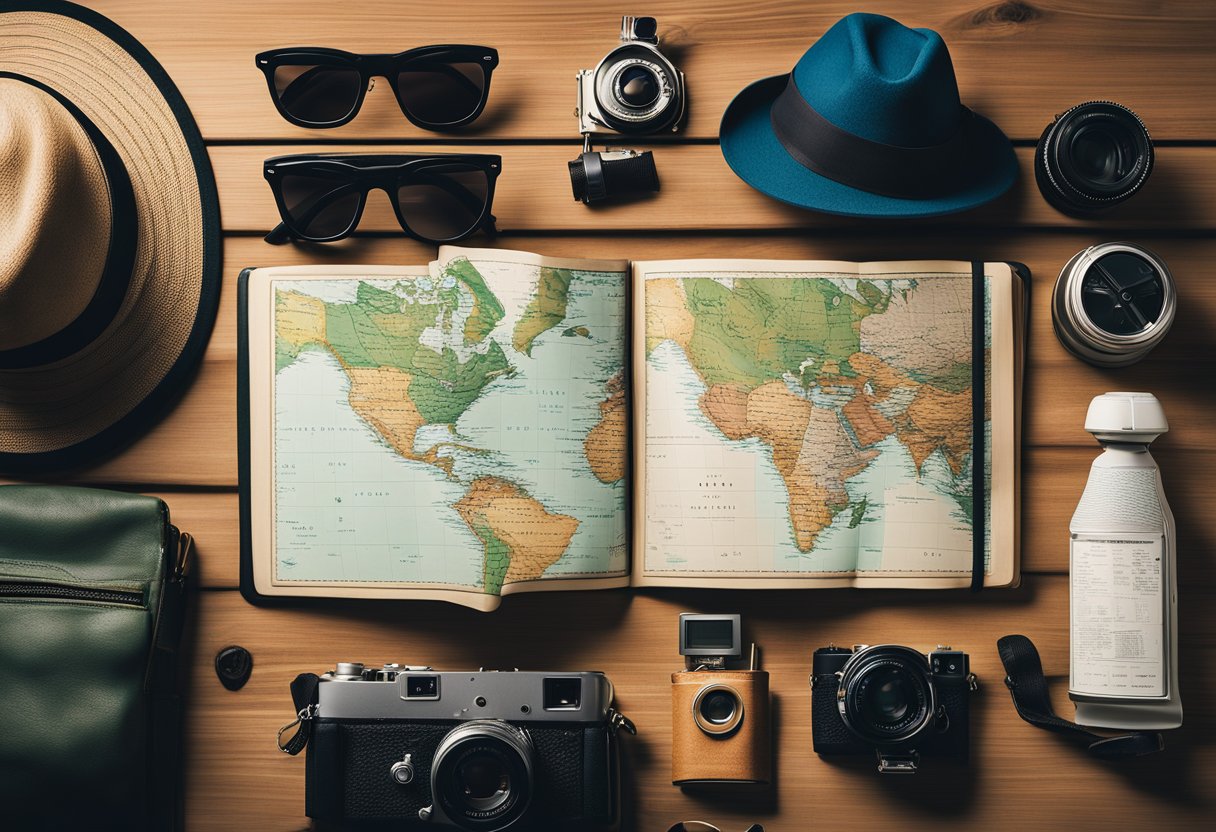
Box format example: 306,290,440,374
0,580,144,607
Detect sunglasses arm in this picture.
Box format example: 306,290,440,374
264,222,294,245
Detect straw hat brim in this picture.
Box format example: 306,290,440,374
0,0,220,473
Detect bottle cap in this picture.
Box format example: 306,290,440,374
1084,391,1168,444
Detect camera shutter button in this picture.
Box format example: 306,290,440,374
390,754,415,785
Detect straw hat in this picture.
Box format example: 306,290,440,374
0,0,220,473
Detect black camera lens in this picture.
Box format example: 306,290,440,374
840,648,933,744
617,65,659,108
456,754,511,813
691,683,744,736
1035,101,1153,215
699,690,737,725
856,666,920,728
568,149,659,204
433,721,533,830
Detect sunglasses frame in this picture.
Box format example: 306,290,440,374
263,153,501,245
255,45,499,130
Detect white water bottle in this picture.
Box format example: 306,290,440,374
1069,392,1181,730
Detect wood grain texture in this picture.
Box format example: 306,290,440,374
7,3,1215,829
52,233,1216,487
184,578,1216,832
214,145,1216,232
91,0,1216,140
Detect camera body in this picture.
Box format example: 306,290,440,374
303,662,627,830
811,645,974,774
568,16,683,203
576,16,685,136
671,614,771,785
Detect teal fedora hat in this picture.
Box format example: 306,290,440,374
720,13,1017,218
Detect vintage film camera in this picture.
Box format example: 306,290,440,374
569,15,686,203
299,662,633,830
811,644,977,774
671,614,771,785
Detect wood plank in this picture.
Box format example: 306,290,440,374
184,578,1216,831
152,444,1214,590
212,145,1216,232
91,0,1216,141
51,233,1214,487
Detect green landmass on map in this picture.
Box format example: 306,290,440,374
514,266,572,355
274,258,605,598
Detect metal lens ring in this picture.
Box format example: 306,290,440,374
1036,101,1153,212
432,720,533,829
595,49,675,128
839,647,935,745
1052,242,1176,367
692,683,744,736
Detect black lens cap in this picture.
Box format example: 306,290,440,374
215,645,254,691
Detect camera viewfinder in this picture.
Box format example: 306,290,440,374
543,677,582,710
406,675,440,699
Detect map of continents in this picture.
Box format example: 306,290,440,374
644,272,984,574
273,256,627,596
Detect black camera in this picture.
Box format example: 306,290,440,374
811,645,976,774
300,662,632,830
1035,100,1153,215
569,16,684,203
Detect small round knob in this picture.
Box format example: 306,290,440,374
390,754,415,785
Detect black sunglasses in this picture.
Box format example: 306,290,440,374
256,45,499,130
667,824,764,832
263,154,500,245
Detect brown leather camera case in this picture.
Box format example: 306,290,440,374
670,669,771,784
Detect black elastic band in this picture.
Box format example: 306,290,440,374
970,261,986,591
997,635,1164,758
0,72,136,370
769,75,971,199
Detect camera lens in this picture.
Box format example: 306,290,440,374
692,684,744,736
432,720,533,830
839,647,933,745
457,754,510,813
592,44,681,134
700,690,737,724
617,65,659,108
857,666,918,727
1035,101,1153,215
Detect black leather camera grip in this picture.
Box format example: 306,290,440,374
996,635,1163,758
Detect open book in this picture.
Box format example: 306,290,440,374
239,247,1025,610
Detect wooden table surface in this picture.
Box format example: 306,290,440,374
17,2,1216,830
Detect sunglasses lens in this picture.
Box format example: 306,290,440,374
396,163,490,242
272,63,362,125
395,60,488,126
279,172,362,239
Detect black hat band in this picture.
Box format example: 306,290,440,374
769,76,971,200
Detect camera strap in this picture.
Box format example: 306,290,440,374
277,673,321,756
996,635,1164,758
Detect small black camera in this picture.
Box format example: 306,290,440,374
811,644,976,774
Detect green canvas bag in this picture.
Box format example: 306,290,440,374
0,485,190,830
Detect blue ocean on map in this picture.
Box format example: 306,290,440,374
275,350,485,587
451,269,629,578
